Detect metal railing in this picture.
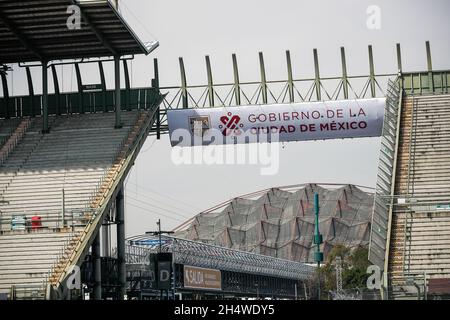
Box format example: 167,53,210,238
368,78,402,272
126,235,316,281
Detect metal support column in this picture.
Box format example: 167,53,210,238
396,43,403,89
259,52,268,104
152,58,161,139
0,72,9,118
75,63,84,113
51,65,60,115
232,54,241,105
313,49,321,101
340,47,349,99
179,57,188,109
205,55,214,107
426,41,434,92
26,67,35,117
93,233,102,300
368,45,376,98
116,186,126,299
98,62,107,112
123,60,131,111
42,60,49,133
286,50,294,103
114,56,122,128
313,193,323,299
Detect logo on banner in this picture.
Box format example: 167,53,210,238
189,116,211,137
219,113,243,136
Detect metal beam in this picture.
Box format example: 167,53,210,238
98,62,107,112
0,72,9,118
426,41,434,92
396,43,402,73
116,186,126,300
152,58,161,139
0,11,43,61
114,56,122,128
313,49,321,101
232,54,241,105
340,47,349,99
42,61,49,133
93,233,102,300
368,45,376,98
123,60,130,111
51,65,60,115
179,57,188,108
71,0,118,56
286,50,294,103
75,63,84,113
205,55,215,107
259,52,268,104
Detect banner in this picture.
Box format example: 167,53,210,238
184,265,222,291
167,98,385,146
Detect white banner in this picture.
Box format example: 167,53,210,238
167,98,385,146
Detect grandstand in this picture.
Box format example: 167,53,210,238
369,68,450,299
174,184,374,263
0,0,162,300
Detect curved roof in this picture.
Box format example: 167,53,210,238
0,0,158,64
175,183,375,263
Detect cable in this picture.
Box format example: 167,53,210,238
127,195,191,220
119,1,159,42
125,187,196,215
126,180,203,211
126,201,184,223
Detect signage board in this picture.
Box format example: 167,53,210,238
167,98,385,146
183,265,222,291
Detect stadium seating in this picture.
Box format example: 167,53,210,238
388,94,450,298
0,110,148,299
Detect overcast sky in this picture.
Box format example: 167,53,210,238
4,0,450,236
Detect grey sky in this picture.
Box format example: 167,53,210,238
3,0,450,236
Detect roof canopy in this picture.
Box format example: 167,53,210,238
0,0,158,64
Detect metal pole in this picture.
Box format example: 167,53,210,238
26,67,35,116
340,47,349,99
61,189,65,227
93,233,102,300
51,65,60,115
368,45,376,98
123,60,131,111
314,192,323,300
179,58,188,109
313,49,321,101
114,56,122,128
42,60,49,133
232,54,241,105
116,186,126,299
98,62,107,112
153,58,161,139
259,52,268,104
75,63,84,114
205,55,214,107
426,41,434,92
286,50,294,103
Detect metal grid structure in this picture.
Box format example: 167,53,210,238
152,45,399,136
173,184,374,264
368,79,401,271
0,0,157,64
126,235,315,281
